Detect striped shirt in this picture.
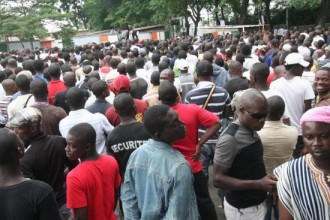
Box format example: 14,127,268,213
0,96,12,122
274,154,330,220
185,81,231,143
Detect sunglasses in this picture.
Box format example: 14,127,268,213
241,107,269,120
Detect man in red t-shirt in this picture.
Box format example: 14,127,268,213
105,75,148,126
66,123,121,220
47,63,66,105
159,81,221,220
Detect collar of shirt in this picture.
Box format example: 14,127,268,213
196,81,214,88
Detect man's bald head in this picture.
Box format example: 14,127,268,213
228,61,243,76
240,89,267,110
239,89,268,131
250,63,269,84
274,65,286,79
2,79,16,95
160,69,175,83
63,72,76,87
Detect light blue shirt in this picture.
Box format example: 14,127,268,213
121,139,199,220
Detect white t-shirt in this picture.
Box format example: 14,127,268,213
243,57,259,70
261,89,290,120
270,77,315,135
301,71,315,87
298,46,311,58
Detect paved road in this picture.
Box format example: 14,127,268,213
208,165,226,220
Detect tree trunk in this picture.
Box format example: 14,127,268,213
239,0,249,24
194,20,199,37
215,12,220,26
316,0,330,27
185,16,190,36
221,6,225,21
264,0,272,30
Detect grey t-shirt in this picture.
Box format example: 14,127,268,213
214,121,267,208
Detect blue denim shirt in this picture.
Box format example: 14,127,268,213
121,139,199,220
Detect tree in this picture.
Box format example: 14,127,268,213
59,0,88,29
0,0,73,49
285,0,330,27
315,0,330,26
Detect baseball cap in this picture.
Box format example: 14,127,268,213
111,75,131,92
284,53,309,67
139,48,147,56
270,39,279,47
282,44,292,52
177,59,189,71
6,107,42,128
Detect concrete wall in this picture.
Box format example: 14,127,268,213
7,41,41,51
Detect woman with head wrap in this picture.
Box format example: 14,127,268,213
274,106,330,220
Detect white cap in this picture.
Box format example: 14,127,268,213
177,59,189,71
284,53,309,67
282,44,292,52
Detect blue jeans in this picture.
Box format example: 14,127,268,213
58,203,72,220
264,194,279,220
200,143,215,179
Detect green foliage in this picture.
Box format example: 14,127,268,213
59,0,88,29
0,0,74,42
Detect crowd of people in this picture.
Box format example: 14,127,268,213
0,24,330,220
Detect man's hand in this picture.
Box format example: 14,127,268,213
258,174,277,192
191,144,201,161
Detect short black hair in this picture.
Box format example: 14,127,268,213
114,93,135,117
150,71,160,86
250,63,270,83
91,80,108,97
48,63,61,78
68,123,96,146
158,81,177,103
143,104,171,136
22,60,36,75
30,78,48,99
135,57,145,69
158,61,169,73
66,87,86,109
241,44,251,56
126,61,136,76
267,95,285,120
151,53,161,64
197,60,213,77
15,74,30,92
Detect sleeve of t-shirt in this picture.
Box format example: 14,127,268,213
304,81,316,100
214,134,239,167
66,174,87,209
196,105,219,126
